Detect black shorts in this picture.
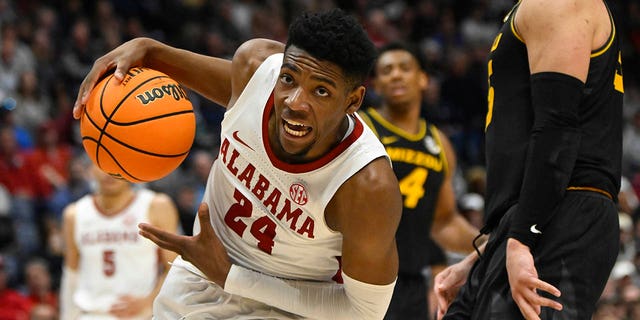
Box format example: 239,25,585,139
385,273,429,320
444,191,619,319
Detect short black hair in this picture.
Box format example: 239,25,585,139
286,8,376,88
373,42,428,77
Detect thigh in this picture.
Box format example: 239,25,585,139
535,192,619,319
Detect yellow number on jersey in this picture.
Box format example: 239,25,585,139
399,168,428,209
486,33,502,130
614,52,624,93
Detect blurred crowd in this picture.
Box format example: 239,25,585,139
0,0,638,319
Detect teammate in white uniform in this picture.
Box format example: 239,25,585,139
73,9,403,319
60,165,178,319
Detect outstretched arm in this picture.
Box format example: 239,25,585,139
73,37,284,118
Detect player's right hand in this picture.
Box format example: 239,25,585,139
138,202,232,286
73,37,152,119
434,259,474,319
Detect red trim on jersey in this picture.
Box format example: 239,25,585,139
332,256,344,284
262,92,364,173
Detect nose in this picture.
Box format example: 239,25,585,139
389,66,403,79
284,86,307,110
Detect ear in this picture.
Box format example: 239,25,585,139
345,86,366,114
419,71,429,91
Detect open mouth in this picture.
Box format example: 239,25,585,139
283,119,311,137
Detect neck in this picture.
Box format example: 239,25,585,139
379,101,422,134
94,189,135,215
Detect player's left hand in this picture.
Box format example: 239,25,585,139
109,295,150,317
506,238,563,320
139,202,232,286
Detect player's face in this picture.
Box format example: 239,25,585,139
91,165,132,196
271,46,364,162
374,50,427,109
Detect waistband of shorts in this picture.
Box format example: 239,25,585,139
566,186,613,200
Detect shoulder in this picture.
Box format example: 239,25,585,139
62,202,78,221
148,191,178,228
229,38,285,106
432,126,457,175
329,157,401,231
517,0,596,28
232,38,285,82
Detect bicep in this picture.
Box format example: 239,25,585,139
335,158,402,285
62,205,79,270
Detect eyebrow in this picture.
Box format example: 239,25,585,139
282,62,338,89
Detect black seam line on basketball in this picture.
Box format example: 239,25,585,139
83,104,189,157
94,74,113,168
96,75,171,166
106,110,194,126
81,136,150,183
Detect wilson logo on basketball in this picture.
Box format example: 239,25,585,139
289,183,308,205
135,84,188,105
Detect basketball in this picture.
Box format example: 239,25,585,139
80,67,196,183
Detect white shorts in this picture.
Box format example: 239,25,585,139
153,256,305,320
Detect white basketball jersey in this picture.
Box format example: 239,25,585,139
73,188,158,316
195,53,389,282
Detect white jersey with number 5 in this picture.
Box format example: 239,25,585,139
73,188,158,317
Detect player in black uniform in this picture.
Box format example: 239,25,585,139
435,0,623,319
360,42,481,319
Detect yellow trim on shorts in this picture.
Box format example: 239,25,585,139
566,186,612,199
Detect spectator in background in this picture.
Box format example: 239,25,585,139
623,110,640,177
0,21,34,95
12,71,52,139
22,258,57,314
59,18,100,98
29,304,56,320
0,125,41,257
28,121,73,208
0,255,31,320
458,192,484,230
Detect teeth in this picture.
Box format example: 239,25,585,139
283,119,310,137
285,119,305,126
285,125,307,136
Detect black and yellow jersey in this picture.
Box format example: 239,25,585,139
483,2,623,231
359,107,448,274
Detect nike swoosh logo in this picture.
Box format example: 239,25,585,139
380,136,398,145
530,224,542,234
232,131,254,151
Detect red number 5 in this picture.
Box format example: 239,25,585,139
224,189,277,254
103,250,115,277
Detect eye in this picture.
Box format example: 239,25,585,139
279,74,293,85
315,87,329,97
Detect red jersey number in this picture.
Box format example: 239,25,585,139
224,189,277,254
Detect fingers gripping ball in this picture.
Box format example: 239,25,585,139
80,67,195,182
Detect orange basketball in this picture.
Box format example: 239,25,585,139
80,67,196,182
